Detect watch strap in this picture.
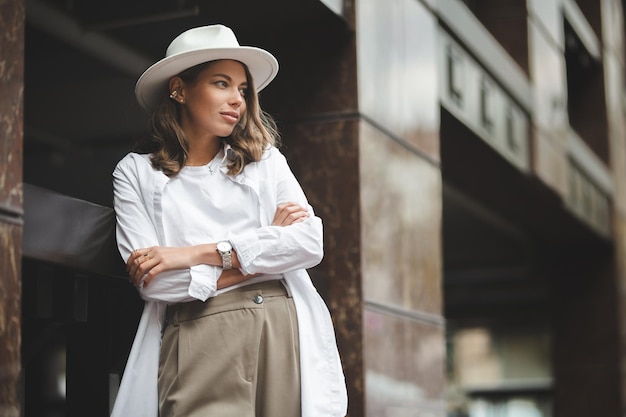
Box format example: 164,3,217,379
221,250,232,270
217,241,233,270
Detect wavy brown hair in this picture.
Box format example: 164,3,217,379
133,60,279,177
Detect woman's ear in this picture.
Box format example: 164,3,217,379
168,77,185,103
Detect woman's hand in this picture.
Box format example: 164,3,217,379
126,246,197,287
272,202,309,226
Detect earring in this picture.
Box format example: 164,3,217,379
169,91,178,99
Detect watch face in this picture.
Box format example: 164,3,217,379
217,241,232,252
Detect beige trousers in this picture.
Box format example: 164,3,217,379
158,280,301,417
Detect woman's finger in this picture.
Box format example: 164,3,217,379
127,249,154,286
272,202,291,225
273,202,309,226
128,252,143,281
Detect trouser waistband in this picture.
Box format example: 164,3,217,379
165,279,290,328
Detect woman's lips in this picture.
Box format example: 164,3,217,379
221,112,239,123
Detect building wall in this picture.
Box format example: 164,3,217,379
10,0,626,416
440,0,626,416
351,0,626,415
357,0,446,415
528,0,570,197
601,0,626,411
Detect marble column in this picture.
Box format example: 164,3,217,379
0,0,25,416
258,14,365,415
258,0,445,413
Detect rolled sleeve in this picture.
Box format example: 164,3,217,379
188,264,220,301
229,216,323,276
229,230,261,275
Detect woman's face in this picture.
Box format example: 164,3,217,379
177,59,248,140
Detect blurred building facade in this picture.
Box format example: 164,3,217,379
2,0,626,416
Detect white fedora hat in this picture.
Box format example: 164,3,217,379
135,24,279,110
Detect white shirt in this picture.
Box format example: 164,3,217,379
161,149,283,295
110,145,347,417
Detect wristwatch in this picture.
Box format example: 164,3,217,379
216,240,233,270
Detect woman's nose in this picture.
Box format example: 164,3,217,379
230,89,244,106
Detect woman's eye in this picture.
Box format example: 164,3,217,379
239,88,247,97
215,80,228,88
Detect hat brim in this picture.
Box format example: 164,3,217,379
135,46,278,110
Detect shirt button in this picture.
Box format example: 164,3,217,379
253,295,264,304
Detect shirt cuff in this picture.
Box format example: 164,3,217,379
188,264,219,301
229,230,262,276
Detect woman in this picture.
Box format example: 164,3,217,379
111,25,347,417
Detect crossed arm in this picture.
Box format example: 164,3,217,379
125,201,310,290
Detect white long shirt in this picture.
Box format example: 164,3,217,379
110,145,347,417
